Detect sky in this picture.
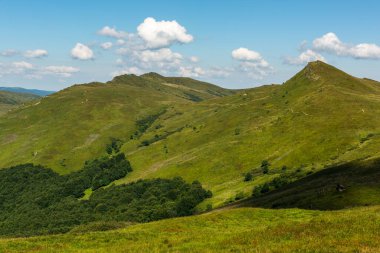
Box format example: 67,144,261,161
0,0,380,90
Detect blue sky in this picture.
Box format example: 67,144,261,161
0,0,380,90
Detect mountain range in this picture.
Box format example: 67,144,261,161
1,61,380,208
0,87,55,96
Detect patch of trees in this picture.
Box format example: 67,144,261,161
0,157,211,237
252,169,311,197
139,127,183,147
133,109,166,139
184,92,203,102
243,160,271,182
106,138,123,154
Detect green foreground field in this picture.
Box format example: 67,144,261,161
1,206,379,253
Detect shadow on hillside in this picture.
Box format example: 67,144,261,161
232,158,380,210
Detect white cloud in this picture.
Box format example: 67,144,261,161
44,66,79,77
137,17,193,48
207,67,233,78
24,49,48,58
0,61,33,76
179,66,205,77
238,61,273,79
116,39,126,45
12,61,33,70
115,58,124,65
313,32,380,59
284,49,326,65
190,56,199,63
232,47,272,79
111,67,142,77
0,49,18,57
98,26,127,39
135,48,183,63
350,43,380,59
71,43,94,60
0,60,79,79
232,47,263,61
101,42,113,50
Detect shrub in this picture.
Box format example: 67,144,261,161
244,172,253,181
260,183,270,193
261,160,270,174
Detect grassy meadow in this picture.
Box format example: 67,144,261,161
1,206,379,252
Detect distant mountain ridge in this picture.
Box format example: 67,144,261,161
0,87,55,96
0,90,40,116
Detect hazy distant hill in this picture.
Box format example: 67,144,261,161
0,87,54,96
0,90,40,116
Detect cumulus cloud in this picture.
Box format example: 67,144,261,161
116,39,126,45
0,61,79,79
24,49,48,58
232,47,272,79
179,66,205,77
12,61,33,70
190,56,199,63
207,67,233,78
0,49,18,57
137,17,193,48
313,32,380,59
284,49,326,65
71,43,94,60
135,48,182,63
0,61,33,77
112,47,185,77
98,26,128,39
44,66,79,77
101,42,113,49
111,67,142,77
232,47,263,61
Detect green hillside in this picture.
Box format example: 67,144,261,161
117,61,380,207
0,75,233,173
233,157,380,210
1,206,379,252
0,90,40,116
1,61,380,208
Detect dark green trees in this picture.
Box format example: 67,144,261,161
0,158,211,237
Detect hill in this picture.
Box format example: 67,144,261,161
116,61,380,207
0,87,54,96
0,73,233,173
1,62,380,208
1,205,379,252
0,90,40,116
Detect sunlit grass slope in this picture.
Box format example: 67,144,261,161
1,61,380,207
1,206,379,252
118,61,380,207
0,75,232,172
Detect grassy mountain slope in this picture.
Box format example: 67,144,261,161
1,206,379,252
1,61,380,207
0,91,40,116
0,74,233,172
116,61,380,207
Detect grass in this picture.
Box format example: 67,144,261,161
1,62,380,208
0,90,39,116
0,206,379,252
235,157,380,210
